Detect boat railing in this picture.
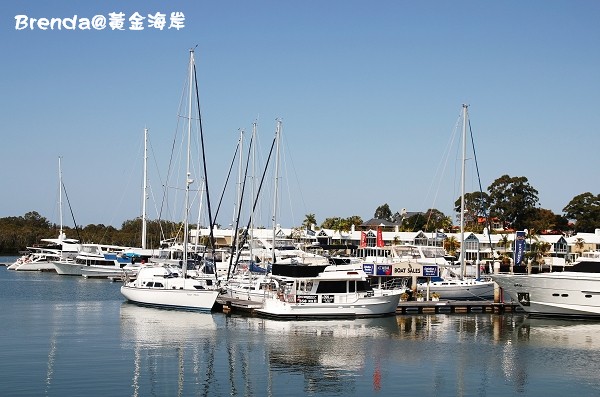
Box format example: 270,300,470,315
380,278,409,291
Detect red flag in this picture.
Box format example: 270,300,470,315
376,228,384,247
360,231,367,248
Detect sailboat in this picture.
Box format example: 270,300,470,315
120,48,219,311
10,157,80,271
417,105,495,300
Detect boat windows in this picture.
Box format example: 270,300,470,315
316,281,347,294
349,281,356,293
357,281,372,292
297,280,314,292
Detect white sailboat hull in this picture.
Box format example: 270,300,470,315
120,266,219,311
491,272,600,317
13,261,57,272
417,279,495,300
121,285,219,311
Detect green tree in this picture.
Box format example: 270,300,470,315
443,236,460,257
373,203,392,221
525,208,558,233
423,208,452,232
527,236,552,271
496,234,512,255
487,175,539,230
563,192,600,232
302,213,317,230
454,191,490,229
345,215,363,229
405,213,427,232
23,211,51,228
321,217,342,230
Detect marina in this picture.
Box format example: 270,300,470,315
1,260,599,397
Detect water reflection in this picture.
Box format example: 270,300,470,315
120,304,218,397
496,315,600,393
230,316,400,396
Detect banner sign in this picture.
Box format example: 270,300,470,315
514,231,526,265
376,228,384,247
376,265,392,276
360,231,367,248
362,263,374,275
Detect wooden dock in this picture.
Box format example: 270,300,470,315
395,300,521,315
216,297,264,315
215,297,521,316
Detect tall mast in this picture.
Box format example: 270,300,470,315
250,121,257,260
271,119,281,264
141,128,148,249
233,129,244,248
183,48,195,275
460,104,468,279
58,156,64,239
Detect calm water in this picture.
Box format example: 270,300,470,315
1,256,600,397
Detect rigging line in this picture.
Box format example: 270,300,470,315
281,134,306,227
159,106,184,240
147,138,168,242
468,117,494,254
418,114,462,232
158,61,189,239
232,134,277,274
227,132,254,280
61,181,82,243
192,59,217,263
430,115,461,217
213,136,240,226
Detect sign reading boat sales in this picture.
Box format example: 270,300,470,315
363,263,438,277
392,263,438,277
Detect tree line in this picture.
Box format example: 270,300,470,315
2,175,599,254
305,174,600,234
0,212,184,254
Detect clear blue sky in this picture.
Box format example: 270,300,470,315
2,1,599,230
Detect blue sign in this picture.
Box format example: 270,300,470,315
514,231,526,265
362,263,374,275
423,265,438,277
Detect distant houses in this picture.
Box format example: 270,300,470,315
190,222,600,265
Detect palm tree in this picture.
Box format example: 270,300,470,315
574,237,585,255
531,240,551,272
302,213,317,230
496,234,512,257
443,236,460,259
